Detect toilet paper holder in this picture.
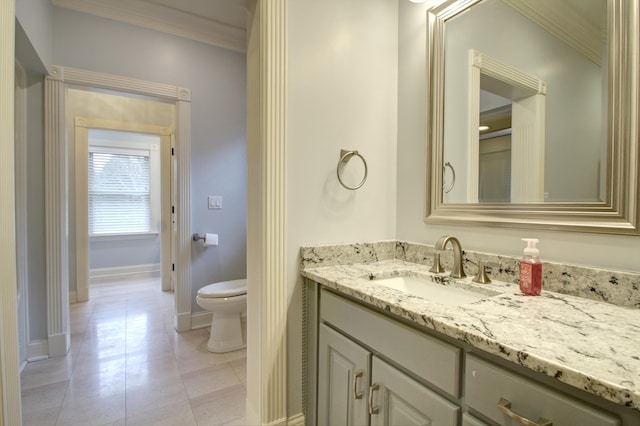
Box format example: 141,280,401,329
192,233,205,242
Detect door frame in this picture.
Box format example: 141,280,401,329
73,118,173,300
15,59,29,371
44,66,193,350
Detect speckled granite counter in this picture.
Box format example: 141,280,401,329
301,245,640,411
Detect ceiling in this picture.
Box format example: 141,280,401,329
52,0,248,52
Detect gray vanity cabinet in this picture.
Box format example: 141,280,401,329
318,289,461,426
318,323,459,426
309,285,639,426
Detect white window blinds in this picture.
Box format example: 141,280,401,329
88,146,151,235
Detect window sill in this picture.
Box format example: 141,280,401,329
90,232,160,242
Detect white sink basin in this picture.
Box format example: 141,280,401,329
372,275,498,306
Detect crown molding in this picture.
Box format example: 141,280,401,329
504,0,605,65
52,0,246,53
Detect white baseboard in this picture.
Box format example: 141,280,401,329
69,290,77,304
48,332,70,357
191,311,213,329
175,310,192,332
190,311,247,330
26,339,49,361
90,263,160,283
287,413,305,426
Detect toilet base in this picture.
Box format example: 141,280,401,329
206,311,246,353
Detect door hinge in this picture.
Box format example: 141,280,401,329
172,206,175,214
171,147,174,156
172,263,175,272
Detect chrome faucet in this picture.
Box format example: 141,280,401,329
434,235,466,278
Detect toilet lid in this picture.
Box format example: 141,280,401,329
197,279,247,298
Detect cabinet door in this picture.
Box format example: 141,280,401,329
369,357,459,426
318,323,371,426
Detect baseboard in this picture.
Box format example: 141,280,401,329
69,290,77,304
175,310,192,332
191,311,213,329
248,413,304,426
191,311,247,330
48,332,70,357
90,263,160,283
26,339,49,361
287,413,305,426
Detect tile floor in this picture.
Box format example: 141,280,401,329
20,277,247,426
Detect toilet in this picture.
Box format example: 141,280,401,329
196,279,247,353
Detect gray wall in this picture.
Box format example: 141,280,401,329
16,0,53,68
16,0,51,343
51,7,247,310
25,74,48,341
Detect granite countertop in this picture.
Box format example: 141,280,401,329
301,259,640,411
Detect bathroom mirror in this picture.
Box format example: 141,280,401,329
425,0,640,234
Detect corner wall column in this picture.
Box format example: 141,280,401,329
0,0,23,422
246,0,289,424
44,67,71,357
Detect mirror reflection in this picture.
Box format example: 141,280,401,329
442,0,608,204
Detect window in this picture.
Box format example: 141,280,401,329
88,129,161,236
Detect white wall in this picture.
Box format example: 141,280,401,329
287,0,399,416
397,1,640,274
52,7,247,308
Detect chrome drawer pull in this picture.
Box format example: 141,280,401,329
498,398,552,426
353,370,364,400
368,383,380,415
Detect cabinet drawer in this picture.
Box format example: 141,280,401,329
321,289,461,397
465,355,619,426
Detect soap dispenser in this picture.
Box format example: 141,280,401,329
520,238,542,296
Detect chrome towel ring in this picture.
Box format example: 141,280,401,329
337,149,368,190
443,161,456,193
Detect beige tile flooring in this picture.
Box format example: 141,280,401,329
20,278,247,426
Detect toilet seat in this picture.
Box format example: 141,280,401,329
197,279,247,298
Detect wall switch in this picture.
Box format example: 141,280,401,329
208,195,222,209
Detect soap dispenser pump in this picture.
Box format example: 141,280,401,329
520,238,542,296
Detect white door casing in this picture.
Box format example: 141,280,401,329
44,66,193,345
74,118,172,301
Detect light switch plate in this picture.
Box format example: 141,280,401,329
208,195,222,209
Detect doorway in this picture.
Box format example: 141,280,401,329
43,67,193,362
68,90,174,303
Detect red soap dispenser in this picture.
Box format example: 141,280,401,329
519,238,542,296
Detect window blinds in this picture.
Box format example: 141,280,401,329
88,147,151,235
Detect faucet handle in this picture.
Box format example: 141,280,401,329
429,253,445,274
472,261,494,284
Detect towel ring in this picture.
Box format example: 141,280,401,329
337,149,368,190
443,161,456,193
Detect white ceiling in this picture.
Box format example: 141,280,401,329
52,0,248,52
